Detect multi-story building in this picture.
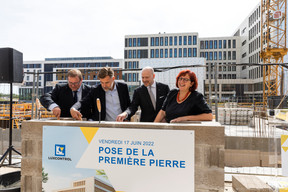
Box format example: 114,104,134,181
124,33,199,94
20,57,123,100
54,176,115,192
124,33,250,100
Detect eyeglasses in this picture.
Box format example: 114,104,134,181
68,81,80,86
178,77,191,82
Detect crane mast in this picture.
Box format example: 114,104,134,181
260,0,287,108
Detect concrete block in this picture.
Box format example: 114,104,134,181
21,175,32,192
195,167,224,189
232,175,272,192
225,149,260,167
21,158,42,176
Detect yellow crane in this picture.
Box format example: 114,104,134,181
260,0,287,108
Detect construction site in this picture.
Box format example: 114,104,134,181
1,0,288,191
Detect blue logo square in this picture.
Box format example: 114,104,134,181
55,144,66,156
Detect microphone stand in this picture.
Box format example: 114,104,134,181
97,98,101,123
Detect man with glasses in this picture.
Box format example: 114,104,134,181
40,69,91,119
70,67,130,121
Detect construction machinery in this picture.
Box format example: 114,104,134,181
260,0,288,108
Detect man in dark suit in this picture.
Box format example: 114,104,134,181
40,69,91,119
70,67,130,121
116,67,170,122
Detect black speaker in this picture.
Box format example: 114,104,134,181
0,48,23,83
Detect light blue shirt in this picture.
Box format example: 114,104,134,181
105,83,122,121
49,85,82,111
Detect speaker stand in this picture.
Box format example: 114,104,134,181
0,82,21,167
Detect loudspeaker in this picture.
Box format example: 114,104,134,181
0,48,23,83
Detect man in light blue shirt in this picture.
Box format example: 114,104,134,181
70,67,130,121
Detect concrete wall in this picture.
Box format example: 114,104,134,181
21,120,224,192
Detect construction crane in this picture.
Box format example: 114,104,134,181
260,0,287,109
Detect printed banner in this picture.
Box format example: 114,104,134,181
282,135,288,176
43,126,194,192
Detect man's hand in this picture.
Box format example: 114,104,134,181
116,112,128,122
52,107,61,120
70,108,82,120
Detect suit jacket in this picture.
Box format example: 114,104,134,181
126,82,170,122
40,83,91,118
76,81,131,121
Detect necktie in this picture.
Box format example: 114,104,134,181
73,91,78,104
148,86,156,110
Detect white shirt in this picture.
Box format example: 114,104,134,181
147,81,156,101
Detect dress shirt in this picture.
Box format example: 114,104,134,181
105,83,122,121
146,81,156,102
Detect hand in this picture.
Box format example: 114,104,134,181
116,112,128,122
52,107,61,120
170,117,184,123
70,108,82,120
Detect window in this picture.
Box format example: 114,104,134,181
179,48,182,57
165,49,168,58
183,48,187,57
219,51,222,60
160,37,163,46
160,49,163,58
188,48,192,57
200,52,204,58
174,36,177,45
232,51,236,60
233,39,236,48
193,35,197,45
151,49,154,58
133,38,136,47
223,40,227,48
129,50,132,58
209,52,213,60
205,41,209,49
205,52,208,60
155,37,159,46
200,41,204,49
165,37,168,46
228,51,231,60
228,40,231,48
214,40,217,49
151,38,154,46
223,51,226,60
214,52,217,60
209,40,213,49
188,36,192,45
169,49,173,58
179,36,182,45
219,40,222,49
155,49,159,58
183,36,187,45
174,48,177,57
129,38,132,47
169,37,173,45
193,48,197,57
133,50,136,58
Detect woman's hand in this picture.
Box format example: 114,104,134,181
170,116,186,123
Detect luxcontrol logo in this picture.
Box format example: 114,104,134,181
55,144,65,156
48,144,72,161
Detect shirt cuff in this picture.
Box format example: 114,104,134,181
48,103,59,111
